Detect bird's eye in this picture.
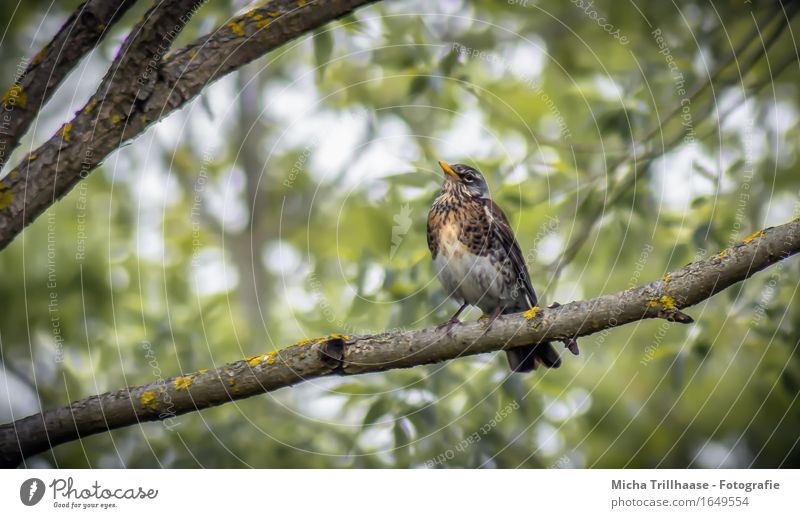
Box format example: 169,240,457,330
463,174,474,183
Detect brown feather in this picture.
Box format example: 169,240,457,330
427,167,561,373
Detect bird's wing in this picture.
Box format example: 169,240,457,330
483,198,539,308
426,206,438,258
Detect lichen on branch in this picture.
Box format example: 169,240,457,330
1,218,797,468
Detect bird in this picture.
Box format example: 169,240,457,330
427,160,577,372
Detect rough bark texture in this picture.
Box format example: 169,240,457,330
1,218,798,467
0,0,138,171
0,0,204,247
0,0,379,250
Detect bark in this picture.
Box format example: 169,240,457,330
0,0,205,248
0,0,138,171
0,0,379,251
1,218,798,467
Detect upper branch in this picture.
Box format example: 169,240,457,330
0,0,380,251
0,0,204,249
1,217,797,467
0,0,138,171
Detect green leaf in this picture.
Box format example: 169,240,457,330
362,397,390,429
409,75,429,97
440,48,460,76
313,29,334,80
393,418,414,467
331,383,375,395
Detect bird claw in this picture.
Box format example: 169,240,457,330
437,303,468,333
436,317,461,332
479,307,503,328
477,308,503,337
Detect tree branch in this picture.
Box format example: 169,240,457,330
0,0,138,171
1,218,797,467
0,0,204,249
0,0,380,251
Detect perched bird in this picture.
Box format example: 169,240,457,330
427,161,576,372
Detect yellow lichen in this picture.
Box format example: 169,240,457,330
228,21,245,37
255,19,271,29
139,390,159,411
265,351,278,365
110,114,123,125
2,85,26,109
292,334,348,349
247,354,265,367
523,306,541,319
0,182,13,210
298,0,307,6
742,229,764,244
174,376,192,390
83,98,98,114
60,123,72,142
649,295,677,311
198,368,208,373
662,274,671,283
30,49,45,66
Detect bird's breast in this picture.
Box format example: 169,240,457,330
437,220,468,259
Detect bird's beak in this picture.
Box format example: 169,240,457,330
438,161,459,181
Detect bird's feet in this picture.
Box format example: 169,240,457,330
478,307,503,329
436,317,462,332
437,302,469,333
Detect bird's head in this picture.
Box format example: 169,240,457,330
438,161,490,198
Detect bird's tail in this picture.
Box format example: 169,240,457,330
506,342,561,373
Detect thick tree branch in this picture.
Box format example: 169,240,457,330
0,0,380,251
0,0,204,249
0,0,138,171
1,218,798,467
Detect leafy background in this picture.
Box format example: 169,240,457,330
1,0,799,468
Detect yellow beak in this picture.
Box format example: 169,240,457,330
438,160,459,180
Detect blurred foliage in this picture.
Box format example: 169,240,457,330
1,0,799,468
